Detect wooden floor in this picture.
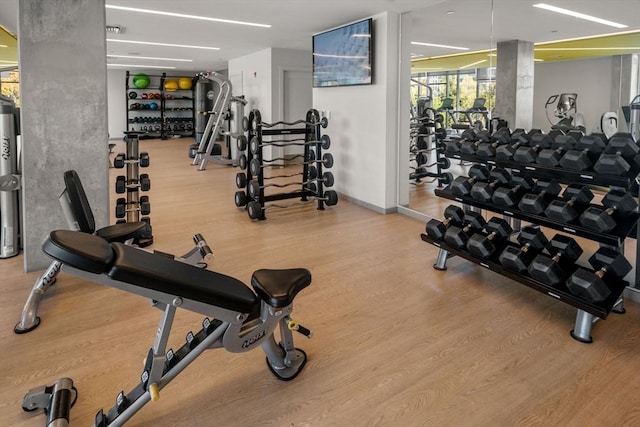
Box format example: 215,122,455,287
1,138,639,427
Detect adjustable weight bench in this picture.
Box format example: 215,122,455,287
23,229,312,426
15,170,213,333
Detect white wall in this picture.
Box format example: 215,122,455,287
533,57,614,133
313,12,401,212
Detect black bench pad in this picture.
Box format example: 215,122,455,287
109,242,258,314
43,230,114,274
96,222,149,243
251,269,311,308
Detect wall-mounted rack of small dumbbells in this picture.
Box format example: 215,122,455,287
421,127,639,343
409,110,453,186
113,132,153,246
234,108,338,220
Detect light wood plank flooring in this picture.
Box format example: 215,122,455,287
1,138,639,426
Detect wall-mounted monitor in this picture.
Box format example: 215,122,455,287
312,18,373,88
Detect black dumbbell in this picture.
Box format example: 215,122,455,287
470,168,511,203
115,175,126,194
425,205,465,241
528,235,583,286
466,217,513,258
513,133,554,163
476,128,512,158
492,175,535,207
593,133,640,176
566,247,632,303
579,189,638,232
518,180,562,215
235,172,247,189
139,174,151,191
495,129,542,160
459,130,491,155
115,197,127,219
499,226,549,273
246,190,338,220
139,152,150,167
139,195,151,215
558,133,607,171
450,165,490,197
443,211,486,249
114,153,126,168
444,129,476,154
544,184,594,223
536,134,578,167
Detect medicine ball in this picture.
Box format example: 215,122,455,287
128,91,137,99
178,77,192,90
132,73,150,89
149,102,158,110
164,80,178,92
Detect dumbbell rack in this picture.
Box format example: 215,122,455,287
235,108,334,220
422,134,640,342
114,132,153,246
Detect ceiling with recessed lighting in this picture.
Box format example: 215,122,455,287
0,0,638,72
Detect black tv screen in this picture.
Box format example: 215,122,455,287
313,18,373,87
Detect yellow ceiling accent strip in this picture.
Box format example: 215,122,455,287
0,27,18,70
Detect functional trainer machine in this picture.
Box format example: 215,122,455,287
14,170,213,334
0,94,21,258
190,71,247,170
24,228,312,426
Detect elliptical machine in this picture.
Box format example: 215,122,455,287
544,93,586,133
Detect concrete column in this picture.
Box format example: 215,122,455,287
19,0,108,271
495,40,535,130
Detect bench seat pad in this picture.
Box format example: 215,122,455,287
109,242,258,313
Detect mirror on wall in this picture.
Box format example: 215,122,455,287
403,0,494,220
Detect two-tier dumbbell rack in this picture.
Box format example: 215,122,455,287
113,132,153,246
234,108,336,220
421,130,639,343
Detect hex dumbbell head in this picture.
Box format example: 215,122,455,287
450,165,490,197
469,168,511,203
467,217,513,258
518,180,562,215
567,245,631,302
528,235,583,286
498,226,548,273
443,211,486,249
492,175,535,207
425,205,465,240
544,184,594,223
603,133,639,157
579,189,637,232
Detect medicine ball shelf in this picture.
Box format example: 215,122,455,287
125,71,195,140
419,233,627,320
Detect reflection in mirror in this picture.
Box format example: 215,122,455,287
404,1,493,219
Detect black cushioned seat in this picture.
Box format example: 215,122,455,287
109,243,258,313
43,230,114,274
251,269,311,308
64,170,148,241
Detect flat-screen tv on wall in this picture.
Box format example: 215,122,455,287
312,18,373,88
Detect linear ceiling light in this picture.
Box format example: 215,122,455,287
0,44,7,48
411,41,469,51
107,54,193,62
107,39,220,50
535,47,639,51
107,63,176,69
105,5,271,28
532,3,628,29
460,60,487,69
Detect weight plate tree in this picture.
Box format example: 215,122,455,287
420,127,639,343
234,108,337,220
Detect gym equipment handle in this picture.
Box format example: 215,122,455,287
287,318,313,338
